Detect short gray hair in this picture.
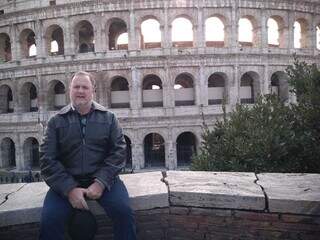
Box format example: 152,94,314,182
71,71,96,88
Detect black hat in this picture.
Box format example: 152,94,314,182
68,209,98,240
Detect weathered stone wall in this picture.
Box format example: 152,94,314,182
0,171,319,240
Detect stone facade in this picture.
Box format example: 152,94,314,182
0,0,320,171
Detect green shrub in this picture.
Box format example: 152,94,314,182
192,58,320,173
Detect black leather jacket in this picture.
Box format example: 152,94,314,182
40,101,126,197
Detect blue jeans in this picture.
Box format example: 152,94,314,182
39,177,137,240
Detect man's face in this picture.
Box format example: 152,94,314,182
70,75,94,108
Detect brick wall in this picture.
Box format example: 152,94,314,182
1,207,319,240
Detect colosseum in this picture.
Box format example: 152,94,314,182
0,0,319,174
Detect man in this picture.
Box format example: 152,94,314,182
39,71,136,240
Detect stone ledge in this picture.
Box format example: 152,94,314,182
0,171,320,228
257,173,320,215
0,171,168,227
166,171,266,210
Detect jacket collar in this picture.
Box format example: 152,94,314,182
58,101,107,115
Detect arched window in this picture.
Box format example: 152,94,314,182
23,138,39,170
174,73,195,106
208,73,226,105
270,72,289,102
141,18,161,49
0,33,12,62
20,82,38,112
0,85,13,113
238,18,253,47
20,29,37,58
142,75,163,107
76,20,94,53
46,25,64,55
144,133,165,168
205,17,225,47
240,72,260,104
110,77,130,108
294,19,308,49
0,138,16,168
176,132,196,167
172,17,193,47
267,18,279,46
108,19,128,50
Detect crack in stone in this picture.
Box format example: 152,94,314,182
0,183,28,206
254,173,269,212
161,170,171,206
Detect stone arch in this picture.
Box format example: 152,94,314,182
143,132,165,168
45,24,64,55
0,137,16,168
294,18,309,49
110,76,130,108
23,137,39,170
171,16,194,48
205,15,226,48
142,74,163,107
238,15,259,47
208,72,228,105
140,17,161,49
19,29,36,58
75,20,95,53
19,82,38,112
47,80,67,110
107,18,128,50
0,33,12,62
174,73,195,106
270,71,289,102
0,84,14,113
240,71,260,104
124,135,132,169
267,16,286,48
176,131,197,167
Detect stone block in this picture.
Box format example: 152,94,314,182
0,171,168,226
257,173,320,215
166,171,265,210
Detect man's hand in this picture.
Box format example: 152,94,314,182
68,187,89,210
86,181,104,200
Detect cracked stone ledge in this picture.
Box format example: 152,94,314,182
0,171,320,227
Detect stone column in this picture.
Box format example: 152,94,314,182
196,7,205,49
163,7,171,51
36,20,45,59
15,135,24,171
36,73,46,112
166,140,176,170
230,64,239,106
231,4,238,48
128,10,138,51
64,16,75,56
132,142,143,170
260,12,268,49
10,23,18,61
12,78,22,113
130,66,141,110
288,13,295,50
263,64,269,95
199,64,207,106
94,13,105,54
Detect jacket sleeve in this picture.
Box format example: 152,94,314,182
93,113,126,190
40,116,79,197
